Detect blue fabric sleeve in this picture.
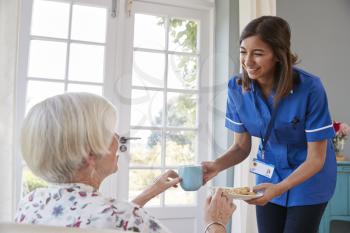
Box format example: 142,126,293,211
225,78,247,133
305,78,335,142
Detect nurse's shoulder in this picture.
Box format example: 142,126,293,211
294,67,324,91
228,75,244,92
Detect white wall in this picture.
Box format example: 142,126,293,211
277,0,350,232
0,0,20,221
277,0,350,159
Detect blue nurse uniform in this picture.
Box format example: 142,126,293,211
225,67,337,207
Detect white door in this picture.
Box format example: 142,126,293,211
113,2,212,232
17,0,213,232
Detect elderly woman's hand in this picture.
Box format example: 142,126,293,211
204,188,236,233
151,170,181,193
132,170,180,207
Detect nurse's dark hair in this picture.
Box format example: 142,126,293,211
238,16,298,106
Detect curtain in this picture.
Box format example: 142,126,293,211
0,0,20,222
231,1,276,233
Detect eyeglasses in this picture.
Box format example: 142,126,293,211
113,132,120,142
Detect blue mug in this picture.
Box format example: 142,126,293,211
178,165,203,191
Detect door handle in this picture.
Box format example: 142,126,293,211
118,137,141,152
119,136,141,144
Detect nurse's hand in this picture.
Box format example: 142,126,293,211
201,161,220,184
246,183,284,206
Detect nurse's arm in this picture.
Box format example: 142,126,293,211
276,140,327,195
249,140,328,206
214,132,252,172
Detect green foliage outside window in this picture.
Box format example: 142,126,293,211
168,19,197,52
22,169,47,194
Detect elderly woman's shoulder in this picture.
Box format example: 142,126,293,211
16,185,167,232
17,184,145,220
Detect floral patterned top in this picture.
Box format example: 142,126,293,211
15,183,171,233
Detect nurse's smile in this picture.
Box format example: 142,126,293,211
246,67,260,75
240,35,278,85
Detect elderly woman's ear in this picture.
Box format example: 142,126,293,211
72,154,97,183
78,153,96,168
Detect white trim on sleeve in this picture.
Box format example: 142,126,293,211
305,124,333,133
226,117,244,125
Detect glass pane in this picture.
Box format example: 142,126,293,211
168,54,198,90
71,5,107,43
28,40,67,79
130,90,163,126
164,186,195,206
166,131,196,166
26,80,64,113
31,0,70,38
168,18,198,53
130,130,162,167
134,14,165,50
132,51,165,88
167,93,197,127
22,167,48,196
67,84,103,96
129,169,161,206
68,43,104,83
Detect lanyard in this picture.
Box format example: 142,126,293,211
261,103,279,160
252,91,280,160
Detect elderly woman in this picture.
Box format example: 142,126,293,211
15,92,235,233
15,92,182,232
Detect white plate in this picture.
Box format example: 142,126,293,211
225,192,263,201
210,186,263,201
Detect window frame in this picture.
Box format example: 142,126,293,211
15,0,215,231
15,0,119,206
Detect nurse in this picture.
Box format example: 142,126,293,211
202,16,336,233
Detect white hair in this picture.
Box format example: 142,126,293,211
21,92,117,183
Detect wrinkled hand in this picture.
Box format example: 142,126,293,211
246,183,283,206
132,170,181,207
204,188,236,225
201,161,219,184
151,170,181,195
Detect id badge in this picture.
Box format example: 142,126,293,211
249,158,274,179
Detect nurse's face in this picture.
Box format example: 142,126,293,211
240,35,278,84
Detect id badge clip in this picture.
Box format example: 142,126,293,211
249,158,274,179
